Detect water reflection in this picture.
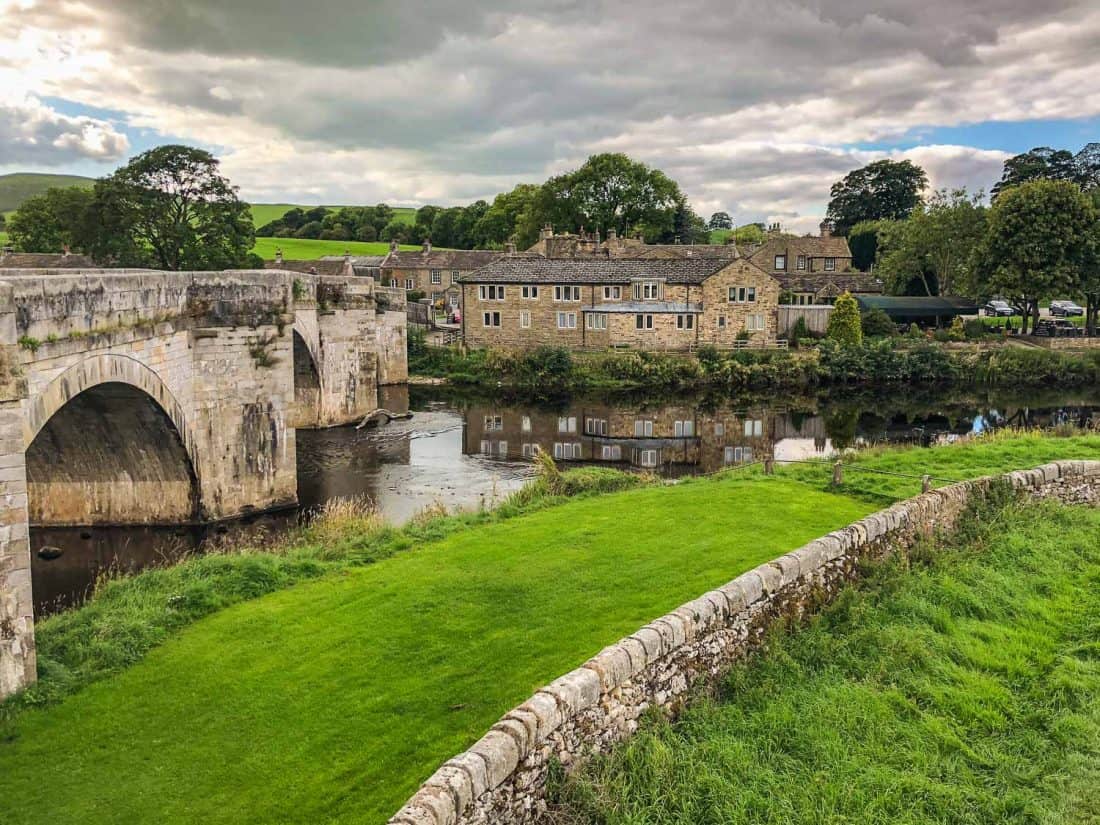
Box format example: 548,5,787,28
29,385,1100,615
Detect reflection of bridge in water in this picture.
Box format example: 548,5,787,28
0,268,407,698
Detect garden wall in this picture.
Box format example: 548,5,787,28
389,460,1100,825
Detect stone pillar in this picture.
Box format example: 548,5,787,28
0,281,33,698
315,277,381,426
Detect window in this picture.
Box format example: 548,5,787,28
774,255,786,270
520,311,531,329
430,269,442,284
824,257,836,271
478,285,505,300
553,442,582,460
674,420,695,437
728,286,757,303
601,445,622,461
554,285,581,301
718,316,727,329
724,446,753,465
745,314,765,331
557,312,577,329
451,270,460,284
714,422,725,436
603,286,621,300
635,314,654,330
637,449,659,468
521,285,539,299
586,313,607,330
480,440,507,457
482,311,501,327
521,416,532,433
404,278,415,290
558,416,577,434
484,415,503,431
634,419,654,437
585,417,608,436
676,314,694,330
632,281,661,300
795,293,815,305
743,419,763,437
796,255,807,270
521,443,540,458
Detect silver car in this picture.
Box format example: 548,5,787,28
1050,300,1085,317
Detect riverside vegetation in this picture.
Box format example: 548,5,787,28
1,431,1098,824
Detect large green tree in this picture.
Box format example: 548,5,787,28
825,159,928,236
7,186,95,253
991,143,1100,200
90,145,254,269
876,189,987,297
846,219,892,272
708,211,733,230
475,183,542,247
972,179,1096,333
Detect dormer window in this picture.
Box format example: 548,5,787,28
824,257,836,271
632,281,661,300
774,255,786,270
796,255,806,270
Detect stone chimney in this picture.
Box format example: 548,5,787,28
275,248,284,264
62,244,71,257
819,220,833,238
607,227,617,242
389,239,398,253
505,241,516,255
422,238,432,254
540,224,553,241
344,249,351,260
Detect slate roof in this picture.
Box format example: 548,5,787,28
382,249,501,270
776,273,883,294
458,257,734,285
264,259,350,277
0,252,97,268
748,236,853,265
855,295,979,318
630,244,740,260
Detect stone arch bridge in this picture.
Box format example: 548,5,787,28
0,268,407,697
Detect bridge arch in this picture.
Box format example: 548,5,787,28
291,316,323,428
24,355,202,525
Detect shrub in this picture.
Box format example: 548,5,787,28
789,316,811,344
826,292,863,347
860,307,896,338
907,322,923,338
948,315,966,341
963,318,987,339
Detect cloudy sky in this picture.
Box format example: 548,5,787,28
2,0,1099,232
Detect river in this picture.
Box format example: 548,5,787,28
30,383,1100,615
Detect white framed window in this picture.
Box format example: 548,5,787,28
796,293,815,305
404,278,415,290
521,285,540,299
676,314,694,330
745,314,765,331
824,257,836,271
554,285,581,301
585,417,608,436
674,420,695,437
451,270,460,283
484,415,503,431
743,419,763,437
430,269,442,284
774,255,786,270
635,314,654,330
497,440,508,456
554,442,582,460
478,285,505,301
632,281,661,300
637,449,658,468
521,443,540,458
603,286,621,300
724,446,754,465
482,311,501,327
601,445,622,461
520,311,531,329
521,416,532,433
480,439,491,455
718,316,727,329
558,416,577,434
634,419,654,437
796,255,806,270
714,422,725,436
557,312,577,329
586,313,607,330
728,286,757,303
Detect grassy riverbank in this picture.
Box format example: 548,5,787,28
555,497,1100,824
409,339,1100,395
0,432,1096,824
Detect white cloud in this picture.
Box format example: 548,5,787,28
0,95,129,167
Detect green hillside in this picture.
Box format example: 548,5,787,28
0,173,94,213
250,203,417,229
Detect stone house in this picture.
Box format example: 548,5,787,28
264,254,355,279
0,250,97,268
459,255,781,351
747,223,880,304
526,225,740,261
380,240,500,305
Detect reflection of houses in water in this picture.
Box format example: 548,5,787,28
464,403,776,475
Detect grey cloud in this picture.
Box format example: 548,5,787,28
0,99,129,166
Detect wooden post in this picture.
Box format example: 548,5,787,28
764,457,775,475
922,474,932,493
832,460,843,486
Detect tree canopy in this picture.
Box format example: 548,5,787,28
708,211,733,230
7,187,94,253
825,159,928,236
991,143,1100,200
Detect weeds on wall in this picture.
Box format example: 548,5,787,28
248,334,281,368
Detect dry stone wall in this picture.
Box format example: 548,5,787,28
390,460,1100,825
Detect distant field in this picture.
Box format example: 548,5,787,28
249,203,417,229
251,236,416,260
0,172,94,213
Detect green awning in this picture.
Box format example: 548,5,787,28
855,295,979,318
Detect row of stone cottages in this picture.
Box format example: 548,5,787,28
264,222,882,351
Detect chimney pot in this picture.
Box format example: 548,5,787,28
819,220,833,238
505,241,516,255
389,239,398,252
423,238,432,254
275,249,284,264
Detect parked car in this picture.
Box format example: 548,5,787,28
1033,318,1082,337
1049,300,1085,317
983,299,1021,317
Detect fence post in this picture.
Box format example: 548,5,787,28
832,460,843,486
764,458,775,475
921,474,932,493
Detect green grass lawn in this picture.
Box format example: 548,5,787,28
558,498,1100,824
251,236,420,260
0,477,871,825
